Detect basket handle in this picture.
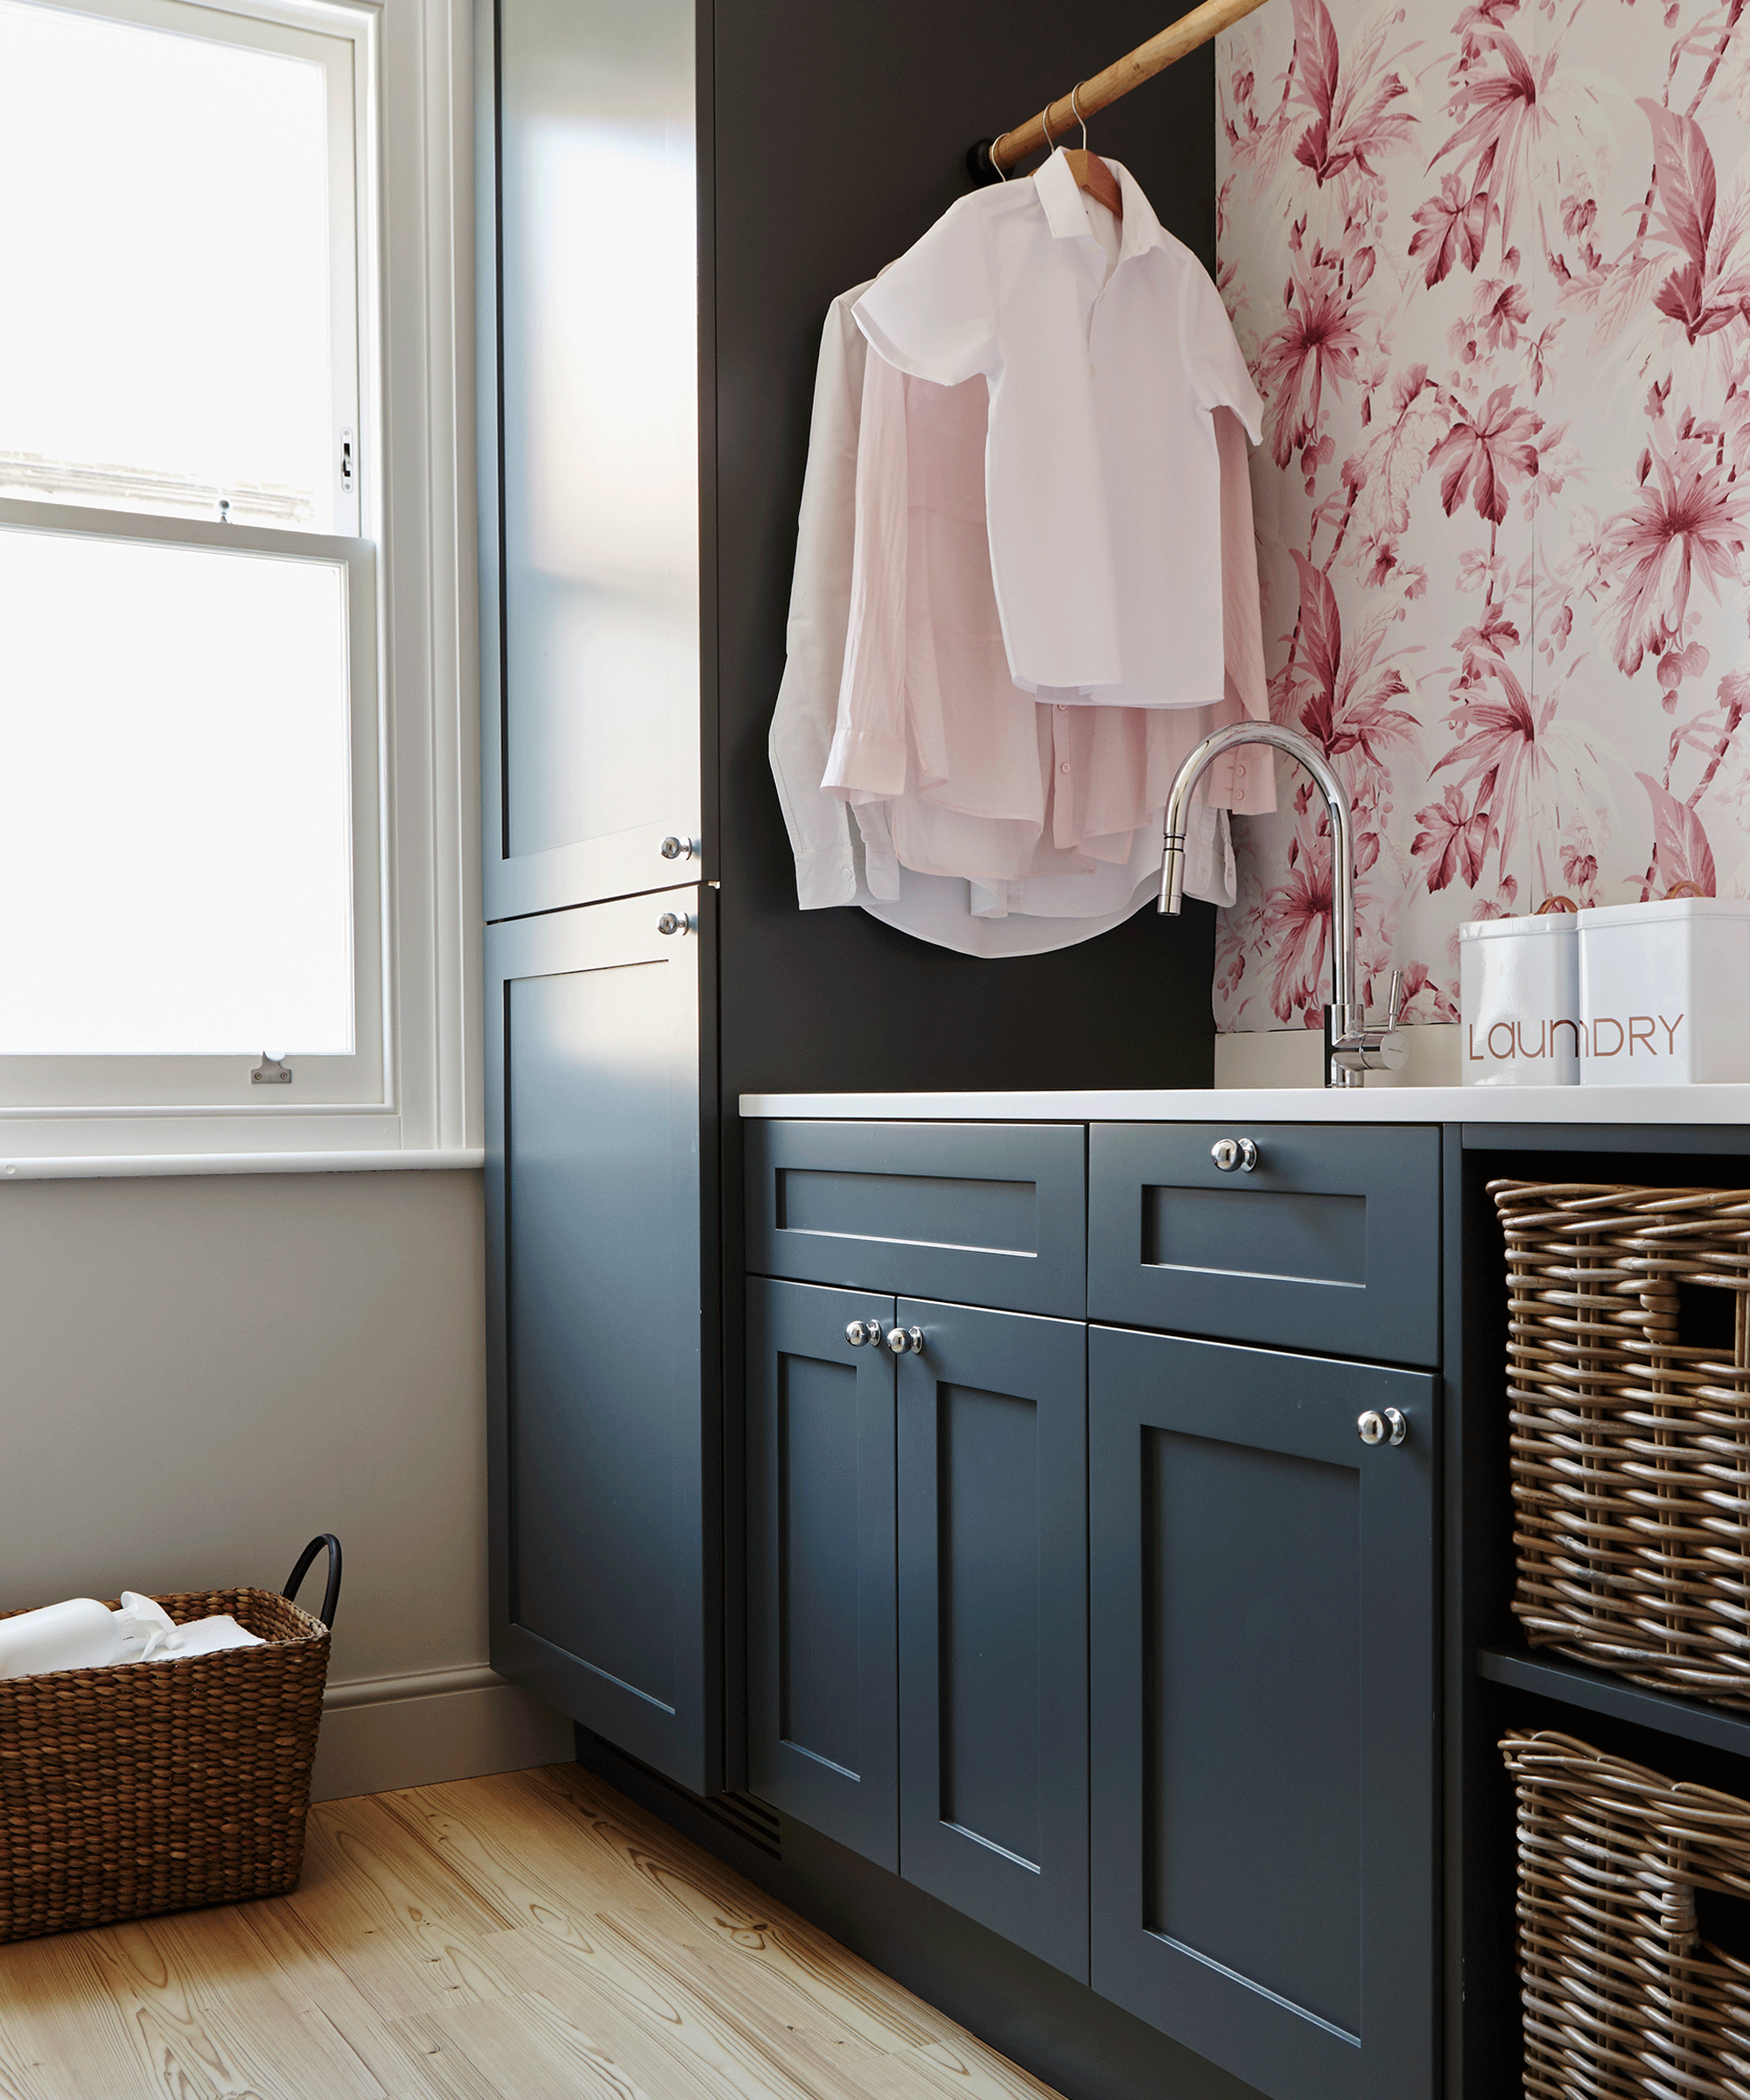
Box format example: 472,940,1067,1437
284,1535,342,1630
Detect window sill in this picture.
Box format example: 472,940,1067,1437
0,1148,484,1181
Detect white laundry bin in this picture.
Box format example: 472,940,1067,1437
1458,912,1582,1086
1577,896,1750,1084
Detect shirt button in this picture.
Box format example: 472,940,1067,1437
1236,764,1246,779
1055,703,1067,713
1059,761,1071,775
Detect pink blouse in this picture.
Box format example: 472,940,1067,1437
822,336,1274,888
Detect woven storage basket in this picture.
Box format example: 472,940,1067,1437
1502,1729,1750,2100
1493,1180,1750,1707
0,1549,335,1946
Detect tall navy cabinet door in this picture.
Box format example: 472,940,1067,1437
896,1299,1088,1981
1088,1326,1436,2100
746,1279,899,1870
485,890,718,1793
477,0,704,921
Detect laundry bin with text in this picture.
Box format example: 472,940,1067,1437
1577,896,1750,1083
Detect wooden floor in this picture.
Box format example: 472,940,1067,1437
0,1762,1064,2100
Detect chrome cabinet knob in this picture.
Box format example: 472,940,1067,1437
656,910,692,936
1211,1138,1259,1172
845,1319,882,1348
1358,1408,1408,1447
886,1326,924,1355
660,835,695,862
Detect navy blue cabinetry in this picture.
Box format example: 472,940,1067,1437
485,895,718,1793
743,1115,1442,2100
746,1277,899,1869
897,1299,1088,1980
1088,1326,1438,2100
1089,1123,1439,1367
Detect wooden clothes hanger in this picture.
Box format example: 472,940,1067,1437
1059,83,1123,220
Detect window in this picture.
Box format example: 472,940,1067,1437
0,0,476,1167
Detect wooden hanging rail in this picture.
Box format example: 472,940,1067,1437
971,0,1275,180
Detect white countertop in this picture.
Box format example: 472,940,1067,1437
738,1085,1750,1124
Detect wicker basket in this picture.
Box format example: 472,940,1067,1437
0,1540,339,1945
1493,1180,1750,1708
1502,1729,1750,2100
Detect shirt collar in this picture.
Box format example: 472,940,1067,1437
1031,148,1173,268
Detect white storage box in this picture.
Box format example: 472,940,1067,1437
1459,913,1581,1086
1577,897,1750,1084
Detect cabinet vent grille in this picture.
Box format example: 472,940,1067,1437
703,1790,782,1858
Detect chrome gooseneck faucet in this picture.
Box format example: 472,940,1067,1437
1158,721,1408,1088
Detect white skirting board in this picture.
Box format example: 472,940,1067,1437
311,1663,575,1802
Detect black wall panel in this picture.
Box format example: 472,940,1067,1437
710,0,1221,1106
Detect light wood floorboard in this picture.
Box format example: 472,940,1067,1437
0,1765,1065,2100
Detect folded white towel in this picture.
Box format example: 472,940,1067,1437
0,1592,266,1678
146,1614,263,1662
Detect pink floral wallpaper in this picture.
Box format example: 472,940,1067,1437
1213,0,1750,1032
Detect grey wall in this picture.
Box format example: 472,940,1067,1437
0,1169,488,1688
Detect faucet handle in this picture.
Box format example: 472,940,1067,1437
1332,969,1411,1079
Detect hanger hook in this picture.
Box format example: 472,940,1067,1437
989,131,1010,180
1040,102,1054,156
1071,82,1090,149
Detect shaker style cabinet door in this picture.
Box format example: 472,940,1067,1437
478,0,704,921
1088,1326,1436,2100
746,1278,900,1871
485,890,718,1794
896,1299,1089,1981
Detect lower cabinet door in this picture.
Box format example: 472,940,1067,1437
746,1278,900,1871
485,892,718,1794
1088,1326,1436,2100
897,1298,1089,1981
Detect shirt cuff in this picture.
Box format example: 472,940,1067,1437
792,844,859,911
1200,739,1278,816
822,724,906,802
1181,807,1238,907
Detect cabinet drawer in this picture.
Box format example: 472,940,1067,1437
745,1121,1086,1317
1088,1123,1439,1367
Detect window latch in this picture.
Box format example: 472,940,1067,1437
340,429,354,497
251,1054,293,1086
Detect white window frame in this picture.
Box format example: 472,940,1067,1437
0,0,480,1175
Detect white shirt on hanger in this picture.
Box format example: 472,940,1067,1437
855,150,1264,708
767,289,1268,955
822,319,1276,888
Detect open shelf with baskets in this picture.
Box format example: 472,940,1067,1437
1475,1642,1750,1761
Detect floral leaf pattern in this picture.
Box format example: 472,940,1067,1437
1214,0,1750,1038
1638,770,1718,893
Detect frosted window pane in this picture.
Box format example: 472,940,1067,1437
0,0,338,529
0,528,355,1056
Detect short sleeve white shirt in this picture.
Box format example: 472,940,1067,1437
855,150,1263,708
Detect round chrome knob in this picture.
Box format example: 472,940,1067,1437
1211,1138,1259,1172
656,910,692,936
660,835,695,861
846,1320,871,1348
1358,1408,1409,1447
886,1326,924,1355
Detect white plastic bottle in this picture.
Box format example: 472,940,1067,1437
0,1592,183,1678
0,1599,125,1677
